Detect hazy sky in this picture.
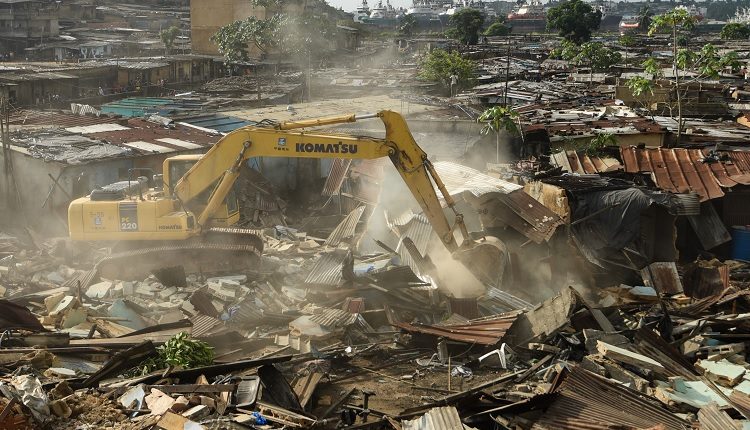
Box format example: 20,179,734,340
329,0,412,12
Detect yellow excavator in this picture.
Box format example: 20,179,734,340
68,110,506,285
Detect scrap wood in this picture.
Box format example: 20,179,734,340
78,340,158,389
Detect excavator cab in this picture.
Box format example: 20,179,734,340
163,156,240,228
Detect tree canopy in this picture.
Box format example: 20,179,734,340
211,12,334,63
159,26,180,55
446,8,485,45
399,13,418,37
418,49,476,89
484,21,510,37
546,0,601,43
721,23,750,40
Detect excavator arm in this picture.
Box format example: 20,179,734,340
173,110,470,250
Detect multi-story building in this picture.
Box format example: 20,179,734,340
0,0,59,53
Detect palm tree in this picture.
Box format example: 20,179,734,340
637,6,653,33
477,106,520,163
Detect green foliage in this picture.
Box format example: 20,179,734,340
446,8,485,45
619,34,636,47
478,106,519,136
159,26,180,54
573,42,622,71
637,6,653,32
418,49,476,88
585,133,617,155
626,76,653,97
648,8,696,36
211,12,334,63
721,23,750,40
211,15,284,62
399,13,418,36
484,21,510,37
138,332,214,375
546,0,602,43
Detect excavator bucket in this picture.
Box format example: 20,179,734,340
452,236,509,288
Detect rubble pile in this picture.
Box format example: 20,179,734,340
2,217,750,430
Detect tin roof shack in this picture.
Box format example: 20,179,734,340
0,116,220,235
168,55,218,85
0,71,78,106
520,107,667,156
116,61,171,94
615,79,730,118
621,146,750,259
336,25,361,52
525,175,683,288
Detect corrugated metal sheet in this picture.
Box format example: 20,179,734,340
402,406,465,430
303,249,350,287
308,307,357,328
641,262,684,295
322,159,352,196
551,150,623,174
532,367,688,430
488,191,564,243
698,402,742,430
433,161,523,199
394,312,521,345
325,205,365,246
621,147,750,201
190,314,223,338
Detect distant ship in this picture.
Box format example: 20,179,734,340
675,4,704,21
619,15,640,34
364,0,402,26
594,1,622,32
405,0,442,22
439,1,498,22
354,0,371,23
507,0,546,33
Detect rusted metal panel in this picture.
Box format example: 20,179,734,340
551,150,622,175
533,367,688,430
394,312,521,346
621,147,750,201
640,262,683,295
303,250,351,287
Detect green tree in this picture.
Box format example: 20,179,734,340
159,26,180,55
627,45,739,143
484,21,510,37
721,22,750,40
210,15,284,62
546,0,602,43
399,13,418,37
586,132,617,155
573,42,622,84
641,8,697,142
478,106,519,163
446,8,485,45
418,49,476,91
637,5,653,33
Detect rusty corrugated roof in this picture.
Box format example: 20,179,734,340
551,150,623,175
621,147,750,201
533,367,688,430
394,312,522,346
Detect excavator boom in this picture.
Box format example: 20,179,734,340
68,111,506,286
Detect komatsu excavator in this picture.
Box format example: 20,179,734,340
68,110,506,284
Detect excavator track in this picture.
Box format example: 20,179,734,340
94,228,264,281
